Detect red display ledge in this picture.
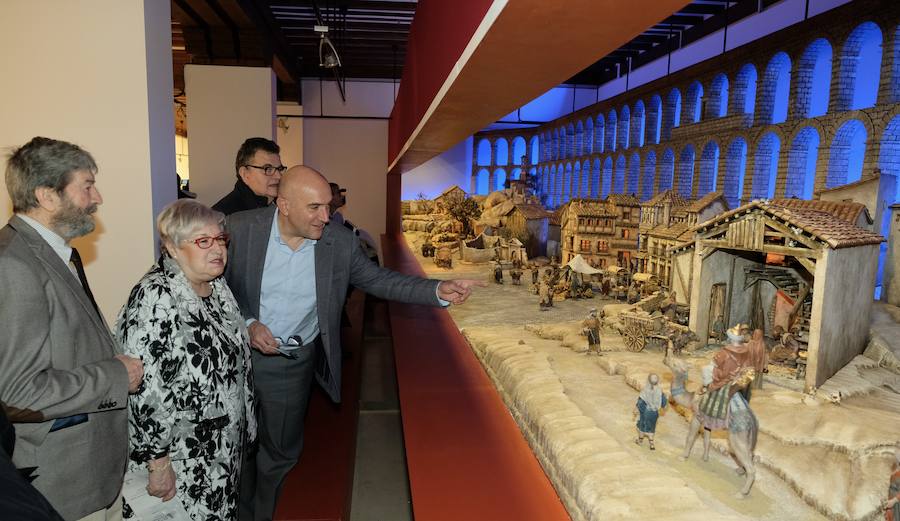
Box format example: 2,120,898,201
382,233,570,521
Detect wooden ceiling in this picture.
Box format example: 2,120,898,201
171,0,777,105
171,0,417,102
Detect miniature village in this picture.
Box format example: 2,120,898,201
401,178,900,521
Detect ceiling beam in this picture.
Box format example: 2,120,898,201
271,0,416,12
236,0,305,98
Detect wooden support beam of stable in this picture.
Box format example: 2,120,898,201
699,240,822,259
796,257,817,275
762,216,822,251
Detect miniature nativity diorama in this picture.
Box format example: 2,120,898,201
400,19,900,511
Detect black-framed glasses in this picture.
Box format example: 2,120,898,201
243,164,287,176
186,233,230,249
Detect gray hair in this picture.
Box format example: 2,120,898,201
156,199,224,249
5,137,97,212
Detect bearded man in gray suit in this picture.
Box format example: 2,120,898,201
0,137,144,521
226,166,482,521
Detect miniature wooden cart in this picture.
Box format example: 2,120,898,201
619,312,669,352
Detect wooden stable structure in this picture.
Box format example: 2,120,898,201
685,200,883,390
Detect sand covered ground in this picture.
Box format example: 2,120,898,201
404,232,900,521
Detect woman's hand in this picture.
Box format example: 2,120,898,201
146,456,177,502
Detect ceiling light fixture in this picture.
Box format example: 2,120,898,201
315,25,342,69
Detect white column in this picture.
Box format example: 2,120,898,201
0,0,177,321
185,65,276,206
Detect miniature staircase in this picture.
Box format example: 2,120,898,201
746,266,813,341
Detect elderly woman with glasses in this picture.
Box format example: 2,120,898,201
115,199,255,520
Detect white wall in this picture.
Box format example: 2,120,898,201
185,65,276,206
301,79,394,251
402,137,473,200
0,0,176,322
276,102,304,168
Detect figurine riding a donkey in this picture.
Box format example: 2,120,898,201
664,324,760,497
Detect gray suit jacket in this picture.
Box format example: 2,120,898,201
225,207,441,402
0,216,129,520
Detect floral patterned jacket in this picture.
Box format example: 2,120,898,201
115,256,256,464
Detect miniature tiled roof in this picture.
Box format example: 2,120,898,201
566,199,618,217
695,199,884,249
606,193,642,207
769,198,871,226
512,203,552,220
685,191,727,213
642,189,688,208
648,221,691,240
437,185,466,197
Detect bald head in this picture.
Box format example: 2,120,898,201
275,165,333,242
278,165,329,199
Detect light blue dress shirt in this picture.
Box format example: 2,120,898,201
258,212,319,344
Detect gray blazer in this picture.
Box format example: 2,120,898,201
0,216,129,520
225,207,441,402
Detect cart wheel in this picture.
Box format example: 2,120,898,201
624,325,646,352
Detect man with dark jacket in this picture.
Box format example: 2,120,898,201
212,137,286,215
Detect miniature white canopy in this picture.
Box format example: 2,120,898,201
566,254,603,274
632,273,658,282
605,265,624,274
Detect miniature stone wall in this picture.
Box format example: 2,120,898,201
885,206,900,306
808,244,881,388
689,250,765,344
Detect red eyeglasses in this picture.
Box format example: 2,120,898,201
186,234,230,249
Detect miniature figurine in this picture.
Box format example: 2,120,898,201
569,270,582,299
634,373,667,450
885,449,900,521
581,308,602,355
627,283,640,304
665,325,759,497
539,274,553,310
770,324,801,364
421,240,435,258
740,324,752,342
531,266,539,285
711,314,726,343
662,290,677,320
493,261,504,284
510,268,523,285
601,277,611,297
746,328,768,392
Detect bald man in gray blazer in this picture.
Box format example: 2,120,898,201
226,166,482,521
0,137,143,520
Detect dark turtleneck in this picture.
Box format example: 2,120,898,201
211,178,270,215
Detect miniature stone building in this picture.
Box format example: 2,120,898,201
637,190,729,288
558,195,640,268
433,185,467,214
